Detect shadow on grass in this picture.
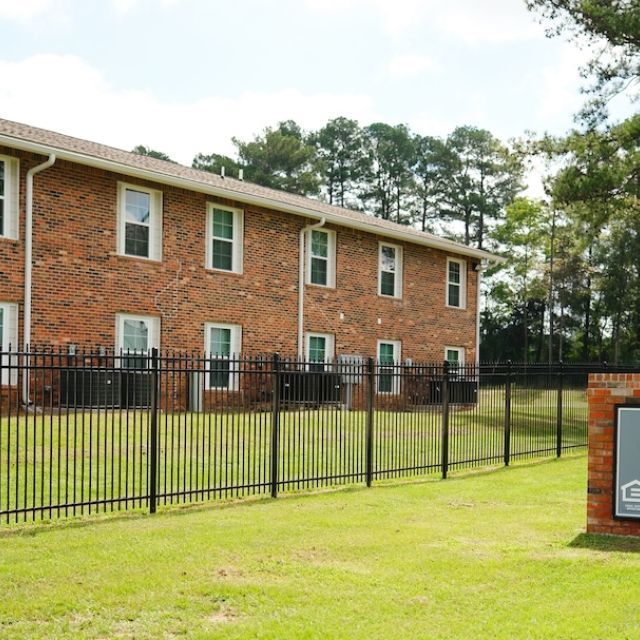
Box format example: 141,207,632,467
569,533,640,554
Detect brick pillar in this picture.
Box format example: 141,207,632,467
587,373,640,536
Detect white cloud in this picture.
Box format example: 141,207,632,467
0,0,55,21
386,54,440,77
0,54,379,163
112,0,183,15
306,0,545,41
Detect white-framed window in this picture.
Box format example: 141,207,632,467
0,155,19,240
446,257,466,308
205,322,242,390
206,203,244,273
377,340,401,394
445,347,465,365
117,183,163,260
378,242,402,298
115,313,160,368
305,332,335,371
0,302,18,385
306,228,336,288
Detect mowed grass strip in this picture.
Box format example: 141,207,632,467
0,388,587,519
1,455,639,639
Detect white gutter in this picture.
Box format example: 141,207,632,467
298,217,326,358
23,154,56,404
0,135,504,265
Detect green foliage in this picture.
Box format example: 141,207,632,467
526,0,640,123
192,152,242,178
232,120,320,196
310,117,365,208
131,145,174,162
360,123,416,224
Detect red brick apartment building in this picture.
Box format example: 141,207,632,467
0,118,500,370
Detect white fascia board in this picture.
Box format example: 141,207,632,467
0,134,505,264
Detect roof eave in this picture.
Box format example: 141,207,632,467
0,133,505,264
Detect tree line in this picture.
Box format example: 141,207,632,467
133,1,640,365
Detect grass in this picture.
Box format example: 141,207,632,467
0,388,587,520
2,454,640,639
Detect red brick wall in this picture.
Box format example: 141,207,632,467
0,146,478,361
587,373,640,536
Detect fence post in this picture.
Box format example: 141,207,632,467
149,347,159,515
556,360,564,458
270,353,281,498
504,360,512,467
366,356,375,487
441,360,450,480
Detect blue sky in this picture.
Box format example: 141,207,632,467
0,0,631,193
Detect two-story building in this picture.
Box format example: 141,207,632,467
0,118,500,375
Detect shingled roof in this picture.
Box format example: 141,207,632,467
0,117,501,262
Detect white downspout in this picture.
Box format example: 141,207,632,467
23,154,56,405
298,217,326,358
474,259,488,365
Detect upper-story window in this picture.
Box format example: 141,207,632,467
446,258,466,308
307,229,336,287
207,204,243,273
117,183,163,260
0,155,19,240
379,242,403,298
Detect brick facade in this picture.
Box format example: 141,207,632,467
0,145,478,361
587,373,640,536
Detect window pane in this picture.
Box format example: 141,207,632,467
378,343,395,363
0,199,4,238
210,360,230,388
310,256,327,285
0,160,4,197
380,271,395,296
381,246,396,272
448,261,460,284
0,307,4,348
212,209,233,240
309,336,326,362
123,320,149,351
0,160,4,237
446,349,460,363
211,239,233,270
125,189,150,224
378,369,393,393
125,223,150,257
311,230,328,258
448,283,460,307
210,328,232,356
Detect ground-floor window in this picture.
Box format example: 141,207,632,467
0,302,18,385
305,332,335,371
115,314,160,368
205,323,242,390
377,340,401,394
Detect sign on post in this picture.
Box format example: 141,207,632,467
614,406,640,519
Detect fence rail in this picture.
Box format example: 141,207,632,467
0,347,622,524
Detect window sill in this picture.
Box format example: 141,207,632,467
305,282,336,290
205,267,244,277
377,293,403,301
445,303,467,310
0,235,19,244
111,252,162,265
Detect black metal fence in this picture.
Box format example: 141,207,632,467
0,348,620,524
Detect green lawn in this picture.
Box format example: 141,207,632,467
2,455,638,639
0,388,587,521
